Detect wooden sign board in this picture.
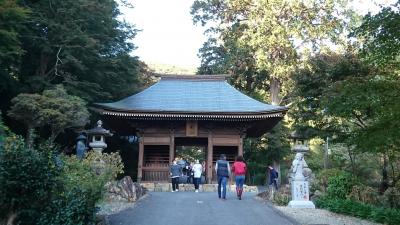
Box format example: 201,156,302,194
186,120,198,137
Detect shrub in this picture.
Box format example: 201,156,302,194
0,135,59,224
382,183,400,209
250,173,266,185
315,196,400,224
326,171,354,199
38,151,124,225
348,184,379,205
272,192,291,206
315,168,342,192
38,188,97,225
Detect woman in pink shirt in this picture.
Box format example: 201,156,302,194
232,155,247,200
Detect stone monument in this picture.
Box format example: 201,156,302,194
288,134,315,208
76,133,87,159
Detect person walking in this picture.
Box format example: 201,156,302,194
192,159,203,192
232,155,247,200
268,165,279,191
170,160,182,192
215,154,231,200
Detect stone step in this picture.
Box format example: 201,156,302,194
141,183,258,193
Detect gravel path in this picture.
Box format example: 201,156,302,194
108,192,299,225
274,206,382,225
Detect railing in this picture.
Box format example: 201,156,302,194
142,166,169,182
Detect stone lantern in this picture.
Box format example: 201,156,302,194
288,131,315,208
87,120,113,153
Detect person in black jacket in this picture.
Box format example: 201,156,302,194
215,154,231,200
268,165,279,190
170,160,182,192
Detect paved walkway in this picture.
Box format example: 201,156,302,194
108,192,299,225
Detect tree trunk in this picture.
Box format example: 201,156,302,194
2,212,17,225
380,153,389,194
26,126,35,149
347,145,356,175
270,77,281,186
270,77,281,105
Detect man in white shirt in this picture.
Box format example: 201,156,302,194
192,159,203,192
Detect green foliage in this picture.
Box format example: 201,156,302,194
382,183,400,209
192,0,355,105
0,134,59,224
0,123,123,225
348,184,379,205
326,172,354,199
147,62,197,75
38,187,97,225
315,196,400,225
250,173,266,186
354,1,400,68
38,152,123,225
37,151,123,225
0,0,28,64
8,85,89,142
272,192,291,206
60,151,124,202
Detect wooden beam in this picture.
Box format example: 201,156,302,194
169,129,175,163
207,130,213,184
238,136,244,156
138,136,144,182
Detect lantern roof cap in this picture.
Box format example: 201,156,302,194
86,120,113,136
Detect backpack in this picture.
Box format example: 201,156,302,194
275,171,279,178
234,162,246,174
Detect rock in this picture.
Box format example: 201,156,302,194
310,190,323,201
106,176,146,202
141,182,155,191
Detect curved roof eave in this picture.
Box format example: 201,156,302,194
93,77,288,115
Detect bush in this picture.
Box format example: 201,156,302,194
0,135,59,224
272,192,291,206
314,168,342,192
348,184,379,205
250,173,266,185
38,188,98,225
0,129,124,225
315,196,400,224
382,183,400,209
326,171,354,199
38,151,124,225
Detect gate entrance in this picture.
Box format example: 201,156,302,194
94,75,287,183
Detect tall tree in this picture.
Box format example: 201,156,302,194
8,85,89,146
192,0,354,105
0,0,145,108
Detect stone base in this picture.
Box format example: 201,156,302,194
140,182,259,193
288,200,315,208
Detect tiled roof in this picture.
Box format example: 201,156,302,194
95,76,286,115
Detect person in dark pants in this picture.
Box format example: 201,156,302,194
268,165,279,190
170,160,182,192
215,154,231,200
192,159,203,192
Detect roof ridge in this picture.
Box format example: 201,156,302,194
152,73,229,80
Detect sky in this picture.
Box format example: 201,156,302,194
120,0,396,68
120,0,206,68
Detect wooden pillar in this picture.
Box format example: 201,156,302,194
238,136,244,156
137,135,144,182
207,130,213,184
169,129,175,163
